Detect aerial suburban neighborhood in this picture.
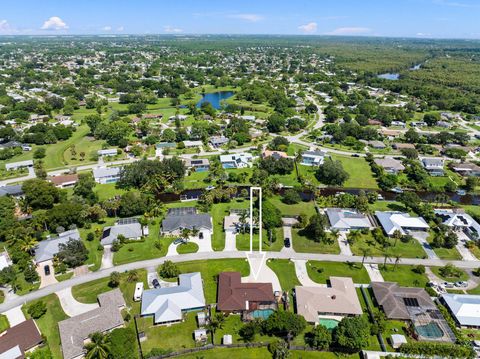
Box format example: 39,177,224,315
1,2,480,359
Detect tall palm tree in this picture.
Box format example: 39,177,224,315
392,230,402,247
383,250,391,270
294,150,303,181
361,247,371,265
393,254,402,270
206,313,225,344
84,332,110,359
20,236,38,255
239,211,249,234
181,228,191,242
191,227,200,238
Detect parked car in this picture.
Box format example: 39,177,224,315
351,153,360,157
173,238,186,245
284,238,291,248
455,281,468,288
152,279,160,288
456,189,467,196
391,187,404,194
443,281,455,289
44,265,50,276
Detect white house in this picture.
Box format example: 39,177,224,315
97,148,118,157
435,209,480,239
375,211,429,236
441,294,480,328
93,166,121,184
301,150,328,166
325,208,373,231
5,160,33,171
421,158,444,176
220,153,253,169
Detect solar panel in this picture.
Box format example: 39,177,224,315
403,297,419,307
167,207,197,216
117,217,139,225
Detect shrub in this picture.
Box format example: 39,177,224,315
413,265,425,274
159,260,180,278
28,301,47,319
399,342,474,359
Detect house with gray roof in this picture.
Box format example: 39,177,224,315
373,158,405,174
59,289,126,359
441,293,480,328
435,208,480,239
0,184,23,197
101,218,145,246
93,166,121,184
5,160,33,171
375,211,429,236
325,208,373,232
141,272,206,325
34,229,81,264
301,150,328,166
421,158,444,176
162,208,212,236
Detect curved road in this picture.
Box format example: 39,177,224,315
1,250,479,313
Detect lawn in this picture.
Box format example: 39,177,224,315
349,231,427,259
431,247,462,260
266,258,300,311
330,154,379,189
93,183,127,202
306,261,370,284
268,196,317,217
292,229,340,254
236,227,284,252
165,259,250,304
382,320,410,352
78,219,115,271
177,348,359,358
210,199,250,251
380,265,429,287
431,266,469,282
0,290,4,304
0,314,9,332
23,294,68,359
177,242,199,254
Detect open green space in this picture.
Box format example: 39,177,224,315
380,265,429,287
176,241,199,254
292,229,340,254
236,227,284,252
23,294,68,359
431,266,469,282
93,183,127,202
306,261,370,284
211,199,250,251
268,196,317,217
330,154,379,189
0,314,9,332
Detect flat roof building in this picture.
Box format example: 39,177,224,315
375,211,429,236
441,294,480,328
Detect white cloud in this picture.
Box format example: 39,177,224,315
416,32,431,37
228,13,264,22
327,27,372,35
41,16,68,30
0,20,16,34
298,22,317,34
102,26,112,32
117,26,124,32
164,25,183,33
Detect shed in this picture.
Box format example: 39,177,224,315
390,334,407,349
223,334,233,345
194,329,208,342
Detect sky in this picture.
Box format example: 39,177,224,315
1,0,480,39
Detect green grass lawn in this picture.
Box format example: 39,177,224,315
349,231,427,259
23,294,68,359
306,261,370,284
266,258,300,311
177,348,359,358
79,219,115,271
93,183,127,202
431,266,469,282
0,314,9,332
369,201,407,212
55,272,74,282
330,154,379,189
236,227,284,252
380,265,429,287
176,242,199,254
431,247,462,260
210,199,250,251
0,290,4,304
292,229,340,254
268,196,317,217
165,259,250,304
15,272,40,296
383,320,410,352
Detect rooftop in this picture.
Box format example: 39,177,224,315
0,319,42,357
35,229,81,263
441,293,480,327
325,208,372,230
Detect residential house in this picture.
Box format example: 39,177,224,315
97,148,117,157
325,208,373,232
0,184,24,198
209,136,229,148
49,174,79,188
421,158,444,176
183,140,203,148
373,158,405,174
375,211,429,236
59,289,126,359
184,158,210,172
392,143,415,150
435,209,480,239
449,162,480,177
262,150,288,160
295,277,363,324
161,207,212,237
141,272,206,325
368,140,387,150
156,142,176,150
440,294,480,328
220,153,253,169
301,150,328,166
0,251,12,271
217,272,276,320
5,160,33,171
101,218,145,246
0,319,43,359
168,114,188,121
93,166,121,184
34,229,81,266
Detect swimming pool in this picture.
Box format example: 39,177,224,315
415,322,444,339
251,309,274,319
318,318,339,330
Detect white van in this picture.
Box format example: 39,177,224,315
134,282,144,301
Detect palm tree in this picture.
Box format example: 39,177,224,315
294,150,303,180
181,228,191,242
331,229,340,242
84,332,110,359
392,230,402,247
20,236,38,255
191,227,200,238
393,254,402,270
361,247,371,265
126,269,139,283
139,216,149,236
206,313,225,344
382,250,391,270
238,211,248,234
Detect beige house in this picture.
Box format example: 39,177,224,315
295,277,363,323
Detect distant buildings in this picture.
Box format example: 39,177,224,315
449,162,480,177
34,229,81,266
209,136,229,148
5,160,33,171
375,211,429,236
435,209,480,239
295,277,363,324
421,158,444,177
141,272,206,325
373,158,405,174
161,207,212,236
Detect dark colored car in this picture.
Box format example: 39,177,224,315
284,238,291,248
351,154,360,157
44,265,51,276
152,278,160,288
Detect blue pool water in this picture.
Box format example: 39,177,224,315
318,318,340,331
196,91,234,109
415,322,444,339
222,163,236,169
251,309,274,319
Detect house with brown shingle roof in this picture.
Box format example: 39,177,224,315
0,319,43,358
217,272,276,318
49,174,79,188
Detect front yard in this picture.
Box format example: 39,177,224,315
306,261,370,284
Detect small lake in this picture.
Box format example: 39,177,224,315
377,73,400,80
196,91,234,109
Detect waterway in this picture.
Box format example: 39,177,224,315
196,91,234,109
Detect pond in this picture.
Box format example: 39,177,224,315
377,73,400,80
196,91,234,109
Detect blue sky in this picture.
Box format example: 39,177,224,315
1,0,480,38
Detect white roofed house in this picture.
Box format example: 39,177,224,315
435,208,480,240
440,294,480,328
97,148,118,157
375,211,429,236
182,140,203,148
101,218,146,246
421,158,444,176
325,208,373,232
5,160,33,171
93,166,121,184
141,272,206,325
301,150,328,166
220,153,253,169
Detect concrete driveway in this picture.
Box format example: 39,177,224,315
224,229,237,251
456,231,478,261
410,231,438,259
281,225,294,254
292,260,324,287
3,305,26,326
364,264,384,282
37,260,58,289
337,232,353,256
101,245,113,269
55,287,98,317
244,254,281,292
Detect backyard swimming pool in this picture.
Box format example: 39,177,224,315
251,309,274,319
318,318,339,330
415,322,444,339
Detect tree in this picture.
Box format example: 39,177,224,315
74,173,97,204
262,311,307,338
268,340,290,359
424,113,440,127
56,239,88,268
305,324,332,350
24,263,39,283
85,114,103,134
269,136,290,151
109,271,121,287
33,147,46,159
282,189,301,204
27,301,47,319
85,332,110,359
239,320,262,342
22,179,60,209
302,214,328,243
315,159,349,186
465,177,478,192
334,315,371,351
206,313,225,344
159,260,180,278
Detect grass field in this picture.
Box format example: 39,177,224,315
236,227,284,252
93,183,127,202
306,261,370,284
268,196,317,217
380,265,429,287
177,348,360,359
23,294,68,359
210,199,250,251
176,241,199,254
330,154,379,189
266,258,300,311
292,229,340,254
431,266,469,282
